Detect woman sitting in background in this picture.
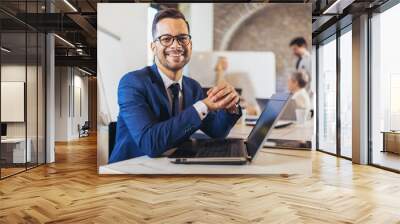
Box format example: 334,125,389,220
287,70,311,113
214,56,260,116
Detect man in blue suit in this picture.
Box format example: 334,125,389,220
109,8,242,163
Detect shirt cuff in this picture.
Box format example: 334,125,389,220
193,101,209,120
227,103,241,115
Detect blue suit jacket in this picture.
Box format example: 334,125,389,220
109,64,241,163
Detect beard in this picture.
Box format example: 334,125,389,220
156,47,191,72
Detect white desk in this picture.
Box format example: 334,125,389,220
270,120,314,141
1,138,31,163
99,148,311,175
240,118,314,141
99,124,312,175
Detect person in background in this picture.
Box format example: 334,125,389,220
287,70,311,114
289,37,311,94
214,56,260,116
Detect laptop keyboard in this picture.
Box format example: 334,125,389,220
195,139,244,157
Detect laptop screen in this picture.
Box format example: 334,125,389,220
246,93,291,159
256,98,269,111
1,123,7,137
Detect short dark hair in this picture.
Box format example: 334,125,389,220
152,8,190,39
289,37,307,47
290,71,308,88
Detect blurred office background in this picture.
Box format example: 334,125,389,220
97,3,313,166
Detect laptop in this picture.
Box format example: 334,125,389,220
168,93,292,165
253,97,294,128
1,123,7,140
279,99,297,121
256,98,269,111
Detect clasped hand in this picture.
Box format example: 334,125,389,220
202,82,240,113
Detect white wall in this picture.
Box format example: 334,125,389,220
54,67,89,141
1,65,35,138
188,51,276,98
180,3,214,52
97,3,149,123
72,74,89,138
55,67,69,141
1,69,25,123
97,3,149,166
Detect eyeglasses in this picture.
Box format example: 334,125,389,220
154,34,192,47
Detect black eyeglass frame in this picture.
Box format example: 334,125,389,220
154,34,192,47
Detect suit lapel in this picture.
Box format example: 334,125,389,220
182,77,193,110
149,64,172,116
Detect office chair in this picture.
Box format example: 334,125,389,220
78,121,90,138
108,122,117,158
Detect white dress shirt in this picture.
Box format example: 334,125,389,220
292,88,311,112
158,67,208,120
296,50,312,94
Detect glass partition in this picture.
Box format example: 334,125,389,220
27,30,38,169
0,1,46,179
317,36,337,155
339,28,352,158
1,31,28,177
370,3,400,171
37,32,45,165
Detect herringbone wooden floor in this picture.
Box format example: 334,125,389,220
1,135,400,224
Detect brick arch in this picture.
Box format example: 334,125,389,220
216,4,267,51
215,4,312,92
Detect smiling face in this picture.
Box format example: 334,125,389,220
151,18,192,73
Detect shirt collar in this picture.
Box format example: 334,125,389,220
301,50,310,58
157,66,183,90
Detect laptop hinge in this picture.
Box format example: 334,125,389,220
244,141,252,161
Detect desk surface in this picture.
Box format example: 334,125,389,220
1,138,27,143
99,124,312,175
99,148,311,175
244,116,314,141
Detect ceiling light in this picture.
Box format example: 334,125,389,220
54,34,75,48
78,67,93,76
63,0,78,12
1,47,11,53
323,0,355,15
